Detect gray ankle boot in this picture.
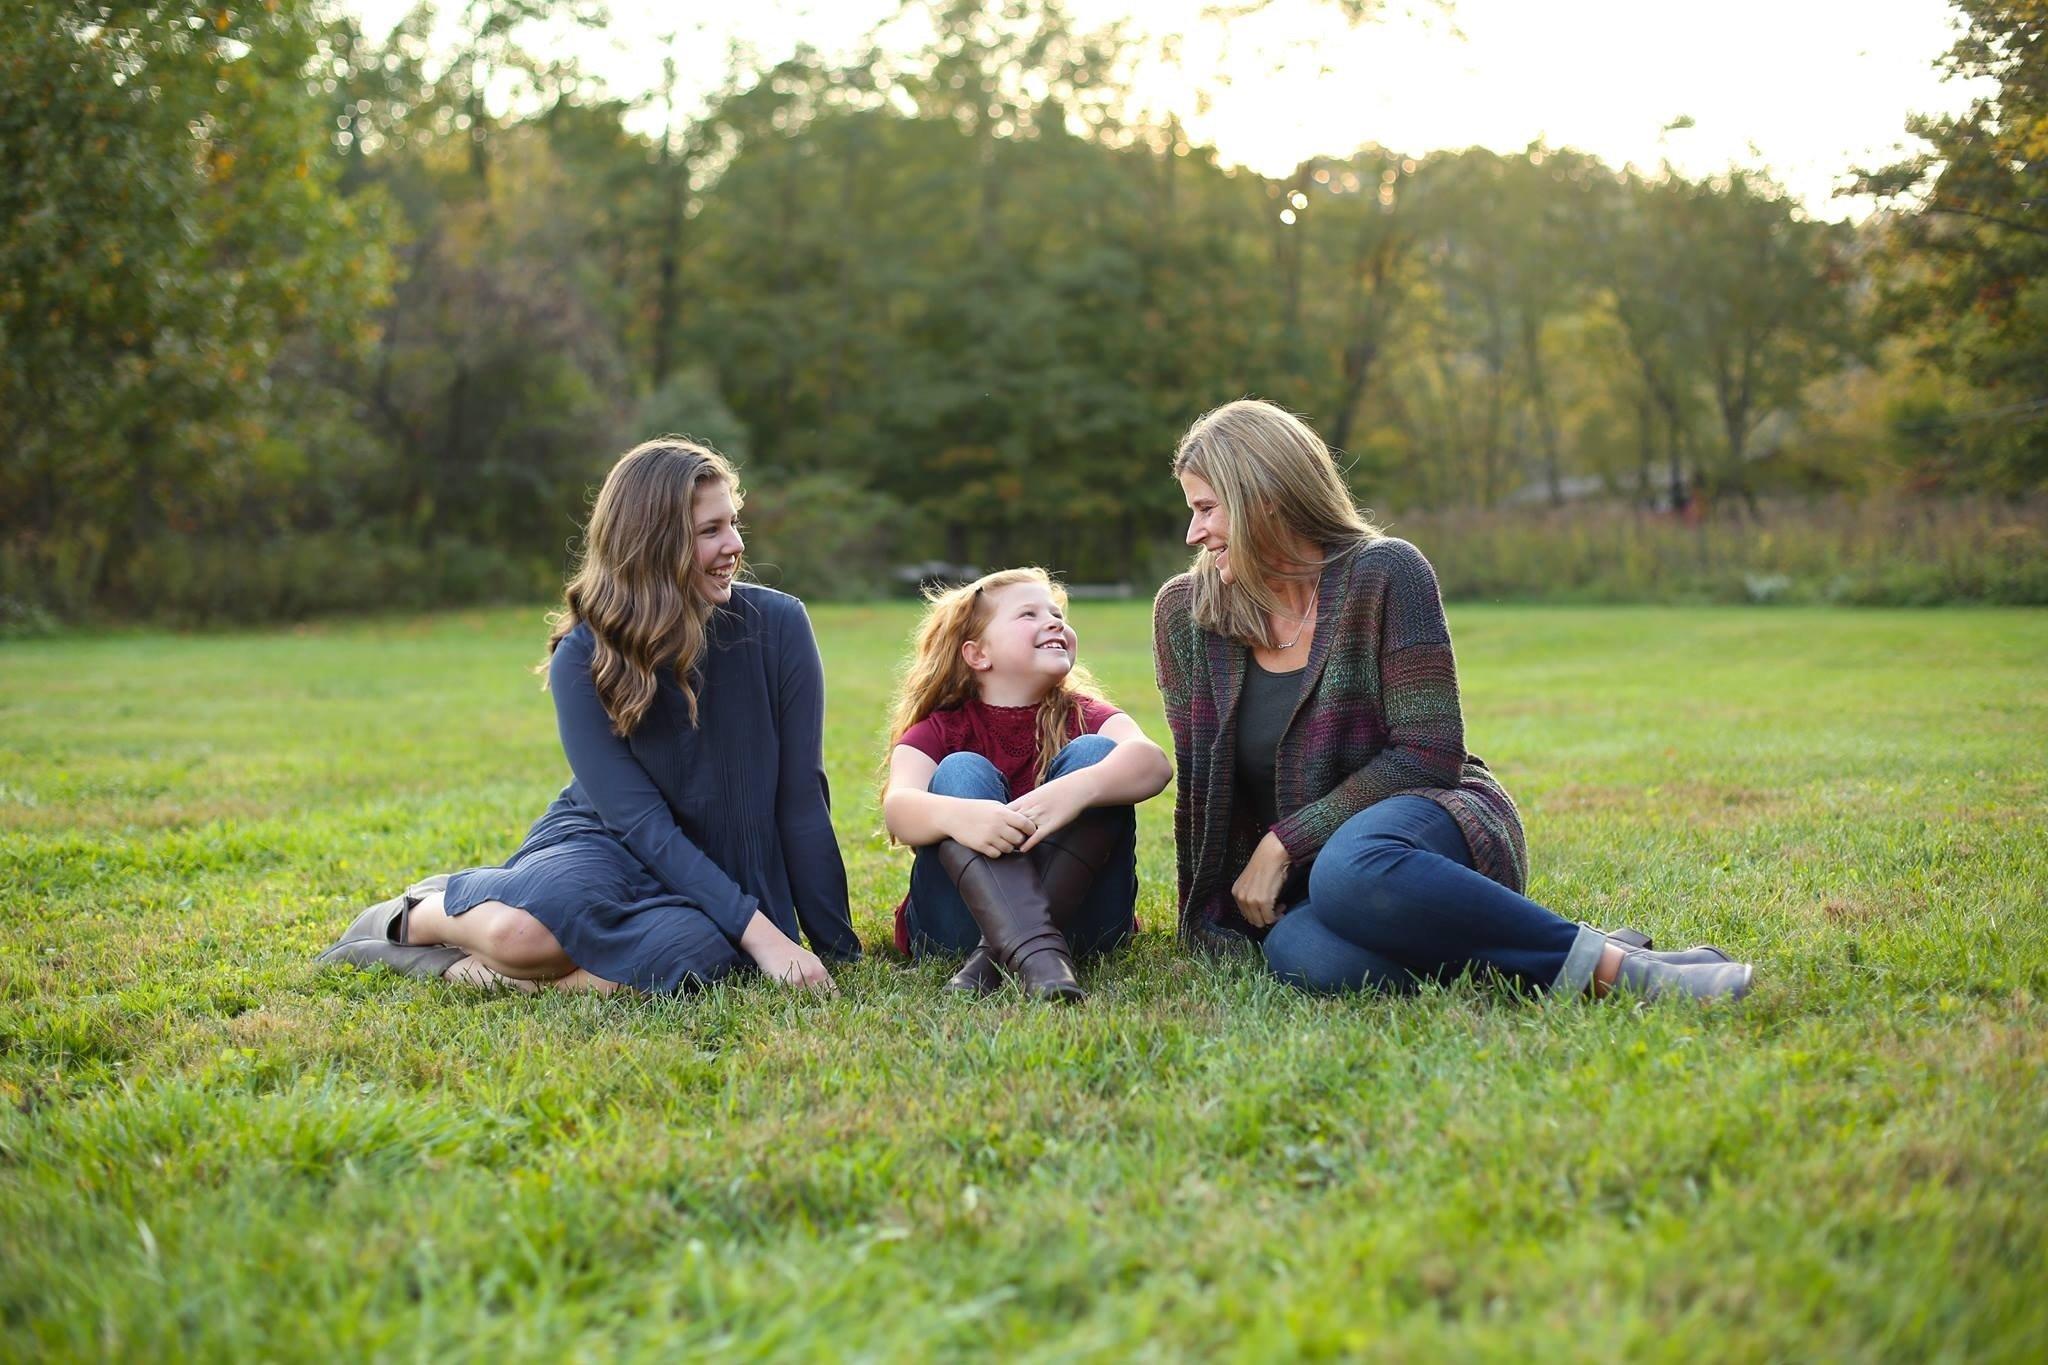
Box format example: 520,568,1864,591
316,875,465,980
1613,948,1754,1001
1600,925,1731,965
1640,944,1734,966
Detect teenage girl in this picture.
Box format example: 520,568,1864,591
319,439,857,993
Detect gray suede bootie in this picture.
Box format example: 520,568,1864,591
315,875,464,980
1612,947,1753,1001
1638,944,1735,966
1601,925,1731,966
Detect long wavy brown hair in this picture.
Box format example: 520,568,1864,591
1173,399,1379,647
542,438,744,736
882,567,1107,802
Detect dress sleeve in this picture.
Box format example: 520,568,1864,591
771,599,860,961
549,628,760,943
1268,542,1468,865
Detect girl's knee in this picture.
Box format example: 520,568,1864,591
1051,732,1116,773
1261,912,1320,977
930,751,1006,799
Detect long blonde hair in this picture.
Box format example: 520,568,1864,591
543,437,744,736
1173,399,1379,647
883,567,1107,795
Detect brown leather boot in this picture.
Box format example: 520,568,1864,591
935,839,1084,1002
944,947,1004,995
1030,808,1127,923
947,811,1127,995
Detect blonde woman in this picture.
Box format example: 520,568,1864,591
880,569,1172,1000
1153,400,1752,1000
318,439,858,993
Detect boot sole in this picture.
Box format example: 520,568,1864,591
315,938,467,979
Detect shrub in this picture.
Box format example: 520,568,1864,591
7,532,556,627
739,472,905,602
1386,495,2048,607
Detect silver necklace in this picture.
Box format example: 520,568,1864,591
1274,578,1321,649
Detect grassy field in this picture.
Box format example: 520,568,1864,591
2,601,2045,1360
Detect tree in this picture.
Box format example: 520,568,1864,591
1500,147,1611,506
0,0,393,611
1289,147,1423,456
1603,173,1710,507
1858,0,2048,492
1685,172,1856,505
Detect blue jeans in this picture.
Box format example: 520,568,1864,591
905,734,1139,959
1261,795,1604,996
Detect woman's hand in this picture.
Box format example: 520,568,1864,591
946,798,1038,859
1007,773,1095,853
739,912,835,991
1232,832,1293,928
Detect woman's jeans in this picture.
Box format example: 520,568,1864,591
1261,795,1605,995
905,734,1138,959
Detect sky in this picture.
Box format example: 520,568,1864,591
338,0,1989,220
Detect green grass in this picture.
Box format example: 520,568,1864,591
2,602,2045,1360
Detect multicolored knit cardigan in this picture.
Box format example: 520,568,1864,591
1151,536,1528,941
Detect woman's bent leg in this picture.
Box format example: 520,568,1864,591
405,891,579,980
425,891,730,994
1307,796,1605,994
905,752,1012,957
1263,903,1418,995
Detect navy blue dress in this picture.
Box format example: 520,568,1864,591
444,585,859,991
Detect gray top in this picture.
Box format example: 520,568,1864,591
1234,657,1305,830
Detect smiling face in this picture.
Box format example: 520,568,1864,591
690,480,744,605
1179,470,1235,584
962,580,1077,692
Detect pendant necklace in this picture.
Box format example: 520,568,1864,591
1275,576,1321,650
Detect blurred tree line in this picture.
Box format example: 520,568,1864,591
2,0,2041,623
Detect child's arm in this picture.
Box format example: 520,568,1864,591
882,746,1036,854
1009,713,1173,852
